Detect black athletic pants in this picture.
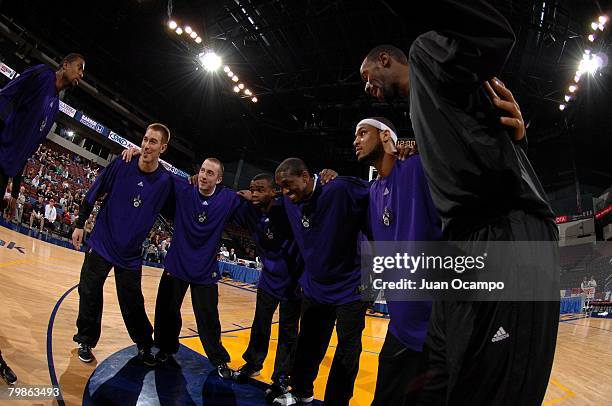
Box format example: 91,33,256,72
372,331,429,406
290,297,367,405
418,211,560,405
73,250,154,349
242,288,300,382
154,271,230,366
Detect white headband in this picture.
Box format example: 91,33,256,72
356,118,398,145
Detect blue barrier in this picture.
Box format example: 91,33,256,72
217,261,260,285
560,296,583,314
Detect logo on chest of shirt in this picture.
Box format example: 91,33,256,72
132,195,142,208
39,117,47,132
263,218,274,239
137,181,144,187
384,187,390,196
382,207,393,227
197,211,207,223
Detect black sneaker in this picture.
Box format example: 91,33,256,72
233,363,261,383
138,347,157,367
0,358,17,385
216,363,234,379
155,351,172,364
265,375,290,403
78,343,94,363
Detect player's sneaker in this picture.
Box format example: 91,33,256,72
77,343,94,363
138,347,157,367
272,390,314,405
0,356,17,385
155,351,172,364
233,363,261,383
216,363,234,379
265,375,290,402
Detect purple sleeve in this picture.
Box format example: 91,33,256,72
0,66,53,124
406,157,442,240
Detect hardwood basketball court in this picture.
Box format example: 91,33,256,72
0,225,609,405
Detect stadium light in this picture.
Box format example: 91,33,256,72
195,37,202,44
223,66,230,73
599,15,608,24
564,95,571,102
185,26,192,34
251,97,258,103
232,75,239,82
238,83,245,89
199,51,222,72
168,21,178,30
175,27,183,35
559,104,566,111
190,31,197,39
569,85,577,93
244,89,252,96
591,22,599,30
588,34,595,42
233,86,240,92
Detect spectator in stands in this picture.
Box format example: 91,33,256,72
61,209,72,235
31,174,41,188
83,215,94,241
142,237,151,259
145,243,158,263
220,245,230,261
589,276,597,294
159,237,171,261
2,180,12,219
44,185,54,200
581,277,589,293
43,198,57,232
29,196,45,230
15,186,26,223
229,248,237,262
60,194,68,208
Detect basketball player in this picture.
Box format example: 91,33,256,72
230,173,303,397
354,117,441,405
0,52,84,382
0,54,84,216
360,2,558,404
272,158,370,406
71,123,173,366
151,157,244,379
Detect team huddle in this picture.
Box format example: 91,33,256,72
0,1,560,405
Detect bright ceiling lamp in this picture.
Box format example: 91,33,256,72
199,51,222,72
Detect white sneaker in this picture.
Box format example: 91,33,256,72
272,391,314,405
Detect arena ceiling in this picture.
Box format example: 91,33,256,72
2,0,611,196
